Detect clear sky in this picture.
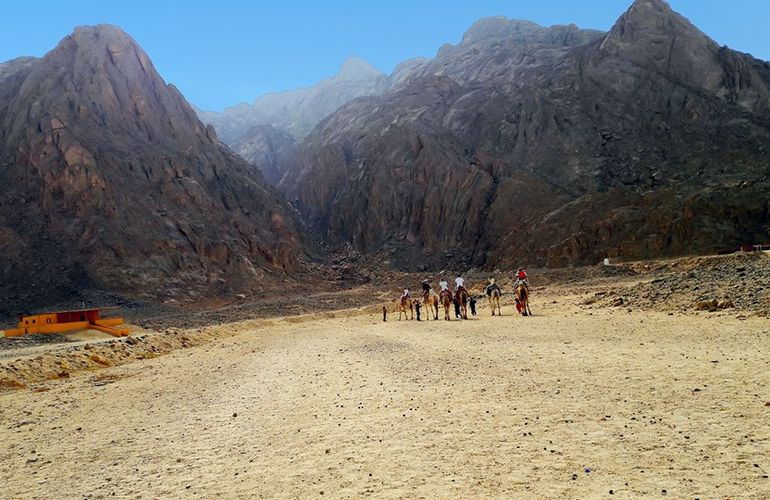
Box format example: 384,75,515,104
2,1,768,111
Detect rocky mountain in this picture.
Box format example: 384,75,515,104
0,25,307,315
283,0,770,269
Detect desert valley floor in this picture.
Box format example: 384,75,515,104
1,284,769,499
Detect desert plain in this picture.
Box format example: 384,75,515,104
1,260,769,499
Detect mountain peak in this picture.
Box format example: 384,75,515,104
68,24,141,54
604,0,711,45
629,0,672,13
72,23,131,39
45,23,159,83
335,57,382,81
598,0,720,87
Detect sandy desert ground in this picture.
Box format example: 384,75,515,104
1,289,769,499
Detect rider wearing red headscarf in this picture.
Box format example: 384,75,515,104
514,268,529,289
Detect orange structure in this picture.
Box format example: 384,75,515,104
2,308,129,338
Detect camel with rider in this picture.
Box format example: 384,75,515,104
486,278,502,316
397,290,414,320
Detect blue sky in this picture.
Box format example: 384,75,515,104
2,1,768,111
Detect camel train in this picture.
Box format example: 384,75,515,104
396,271,531,321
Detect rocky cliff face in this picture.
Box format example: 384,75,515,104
283,0,770,269
0,25,307,314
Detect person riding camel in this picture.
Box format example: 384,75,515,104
455,274,466,292
439,278,449,292
401,288,411,303
421,279,432,301
513,268,529,289
485,278,501,296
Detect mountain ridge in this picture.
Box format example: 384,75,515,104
281,0,770,269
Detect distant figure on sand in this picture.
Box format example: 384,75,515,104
469,296,477,316
453,297,462,319
415,301,422,321
382,306,387,322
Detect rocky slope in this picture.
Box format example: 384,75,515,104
0,25,307,316
600,252,770,317
283,0,770,270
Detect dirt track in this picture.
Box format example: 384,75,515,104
1,294,768,499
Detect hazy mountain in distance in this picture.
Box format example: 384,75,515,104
231,124,297,185
198,57,388,144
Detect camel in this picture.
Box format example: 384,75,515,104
455,287,469,320
439,289,453,321
488,287,502,316
423,290,440,320
397,295,414,320
515,284,531,316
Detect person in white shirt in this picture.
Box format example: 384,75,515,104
439,279,449,291
455,275,465,290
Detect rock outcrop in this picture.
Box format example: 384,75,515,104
0,25,307,315
283,0,770,269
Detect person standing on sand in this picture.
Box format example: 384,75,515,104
453,296,462,319
469,296,477,316
414,301,422,321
